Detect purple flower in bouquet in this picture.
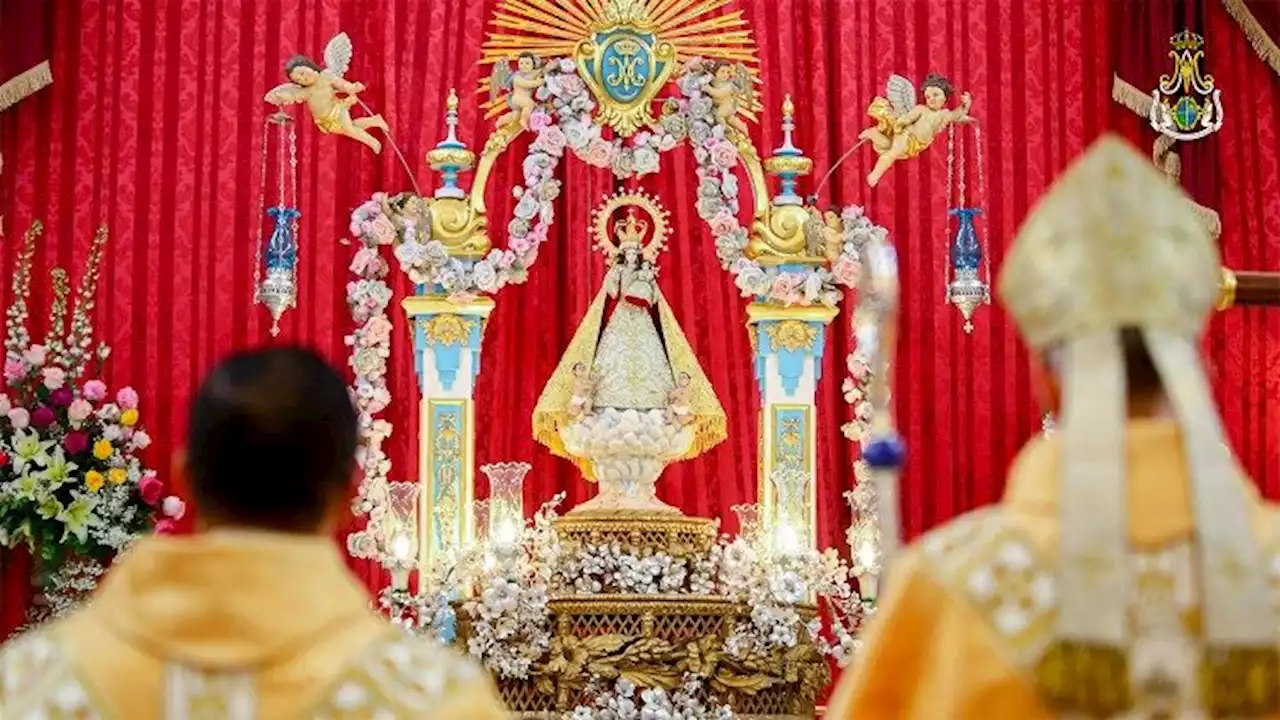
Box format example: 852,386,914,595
82,379,107,402
49,387,74,407
63,431,89,455
31,406,56,428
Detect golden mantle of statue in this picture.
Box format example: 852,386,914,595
532,192,726,515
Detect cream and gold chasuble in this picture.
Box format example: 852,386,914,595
0,532,505,719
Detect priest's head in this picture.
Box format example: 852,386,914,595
186,347,357,533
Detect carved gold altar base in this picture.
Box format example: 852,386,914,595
458,594,828,718
454,513,828,717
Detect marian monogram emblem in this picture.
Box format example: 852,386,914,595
576,27,676,136
1150,30,1224,141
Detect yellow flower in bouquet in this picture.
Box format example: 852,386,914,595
108,468,128,485
92,439,113,460
121,409,139,427
85,470,105,492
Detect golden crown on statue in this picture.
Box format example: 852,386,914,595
615,213,649,246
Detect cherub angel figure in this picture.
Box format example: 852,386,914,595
702,61,756,139
490,52,546,131
666,372,694,427
265,33,388,154
568,362,599,419
859,73,973,187
804,207,845,263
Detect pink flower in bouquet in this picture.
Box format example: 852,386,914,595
49,387,74,407
41,367,66,390
31,406,55,428
154,519,177,535
528,109,552,132
7,407,29,429
532,125,567,156
559,73,585,96
365,315,393,345
22,345,46,367
116,387,140,410
3,359,25,383
162,496,186,520
0,395,10,415
130,429,152,450
101,424,123,442
510,237,532,256
527,222,550,246
82,379,108,402
710,211,738,238
68,399,93,423
139,473,164,505
63,431,89,455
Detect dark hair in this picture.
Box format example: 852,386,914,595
518,51,539,65
921,72,954,99
186,347,357,532
1119,326,1162,397
284,55,323,77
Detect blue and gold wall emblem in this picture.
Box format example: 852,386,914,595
1150,30,1224,141
576,29,676,135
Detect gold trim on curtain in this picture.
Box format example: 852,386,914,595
1221,0,1280,77
0,61,52,113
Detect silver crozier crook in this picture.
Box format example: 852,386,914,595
854,231,905,579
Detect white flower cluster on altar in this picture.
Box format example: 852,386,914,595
383,495,873,680
567,678,733,720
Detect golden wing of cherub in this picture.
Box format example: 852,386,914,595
885,74,917,116
489,61,513,104
264,82,308,106
324,32,353,78
731,64,759,112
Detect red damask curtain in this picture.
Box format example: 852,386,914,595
2,0,1277,640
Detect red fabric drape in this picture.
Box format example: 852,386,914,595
1,0,1276,641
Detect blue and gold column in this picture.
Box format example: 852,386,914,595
403,296,493,565
748,304,837,554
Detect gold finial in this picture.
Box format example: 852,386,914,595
447,88,459,112
615,213,648,246
782,94,794,118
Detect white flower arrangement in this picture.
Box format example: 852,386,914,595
566,677,734,720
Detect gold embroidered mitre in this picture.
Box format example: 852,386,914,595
997,135,1277,715
998,135,1218,351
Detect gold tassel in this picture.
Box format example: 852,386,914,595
1221,0,1280,78
0,62,53,113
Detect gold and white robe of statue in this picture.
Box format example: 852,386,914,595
0,531,507,719
828,137,1280,719
533,198,726,514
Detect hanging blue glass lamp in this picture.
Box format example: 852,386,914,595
944,123,990,332
254,112,300,336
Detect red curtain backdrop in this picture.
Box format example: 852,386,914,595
1,0,1276,638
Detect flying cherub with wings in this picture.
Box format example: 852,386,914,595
859,73,974,187
490,52,546,131
264,33,388,154
701,60,756,139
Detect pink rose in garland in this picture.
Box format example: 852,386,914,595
0,222,168,625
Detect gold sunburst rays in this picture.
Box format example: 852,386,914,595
478,0,759,119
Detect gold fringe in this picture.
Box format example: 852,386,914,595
1111,74,1153,118
1221,0,1280,78
0,61,52,113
